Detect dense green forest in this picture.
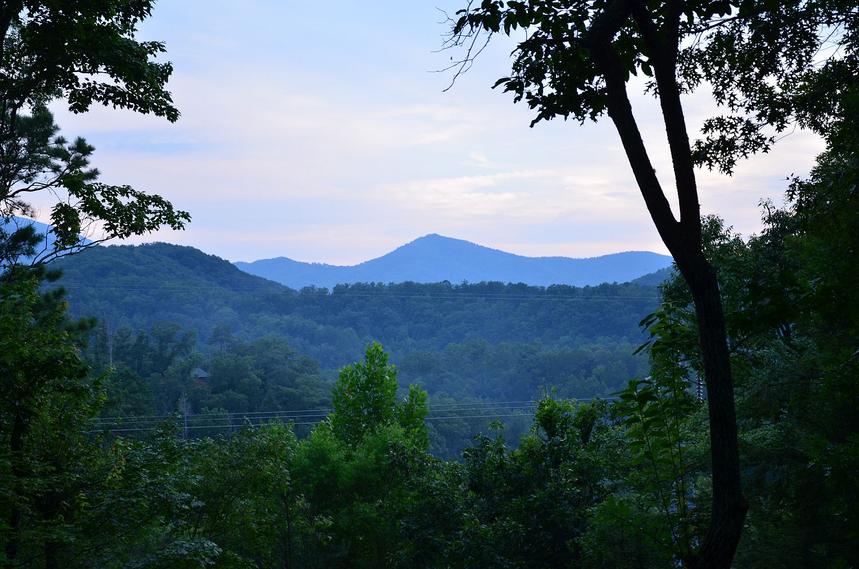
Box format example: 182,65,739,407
3,142,857,566
2,1,858,568
48,246,655,456
62,262,654,455
52,244,659,365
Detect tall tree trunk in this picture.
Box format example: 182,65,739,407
41,469,64,569
44,539,60,569
676,252,747,569
591,33,747,568
6,410,25,563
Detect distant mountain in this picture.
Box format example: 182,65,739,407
51,242,284,331
2,216,92,265
50,243,660,370
2,216,53,237
49,243,660,444
631,266,676,287
235,234,673,288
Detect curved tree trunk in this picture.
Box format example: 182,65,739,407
590,24,748,566
676,252,747,569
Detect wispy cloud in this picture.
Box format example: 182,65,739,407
387,170,559,218
37,0,823,264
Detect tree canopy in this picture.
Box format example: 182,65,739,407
0,2,188,564
2,2,857,567
0,0,188,270
446,1,857,566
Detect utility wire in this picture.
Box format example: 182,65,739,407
91,399,546,424
91,407,539,428
87,398,617,434
88,412,540,434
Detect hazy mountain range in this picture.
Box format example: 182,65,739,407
5,218,673,287
234,234,673,288
49,242,661,371
2,217,92,264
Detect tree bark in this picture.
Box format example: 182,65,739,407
677,252,747,569
589,27,747,568
6,409,25,563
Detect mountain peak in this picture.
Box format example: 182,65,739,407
235,235,672,289
408,233,469,245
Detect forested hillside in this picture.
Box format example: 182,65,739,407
3,1,857,568
63,130,857,568
52,243,657,398
12,161,859,565
54,243,659,365
50,243,656,456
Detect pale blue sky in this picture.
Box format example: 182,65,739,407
44,0,823,264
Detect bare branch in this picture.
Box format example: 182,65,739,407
435,2,494,92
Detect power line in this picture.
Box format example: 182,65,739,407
91,407,539,429
90,399,545,424
87,412,539,434
91,409,535,430
87,398,616,434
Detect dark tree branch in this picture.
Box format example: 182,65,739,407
439,31,493,92
588,8,746,569
630,1,702,241
589,43,680,250
0,0,22,63
582,0,634,49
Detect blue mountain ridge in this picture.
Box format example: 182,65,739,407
234,234,673,288
2,216,93,265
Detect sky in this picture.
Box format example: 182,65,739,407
43,0,825,265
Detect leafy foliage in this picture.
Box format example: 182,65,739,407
1,0,188,269
0,268,99,566
448,3,858,564
0,105,189,269
331,342,429,450
3,2,858,566
623,130,859,567
450,0,856,173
